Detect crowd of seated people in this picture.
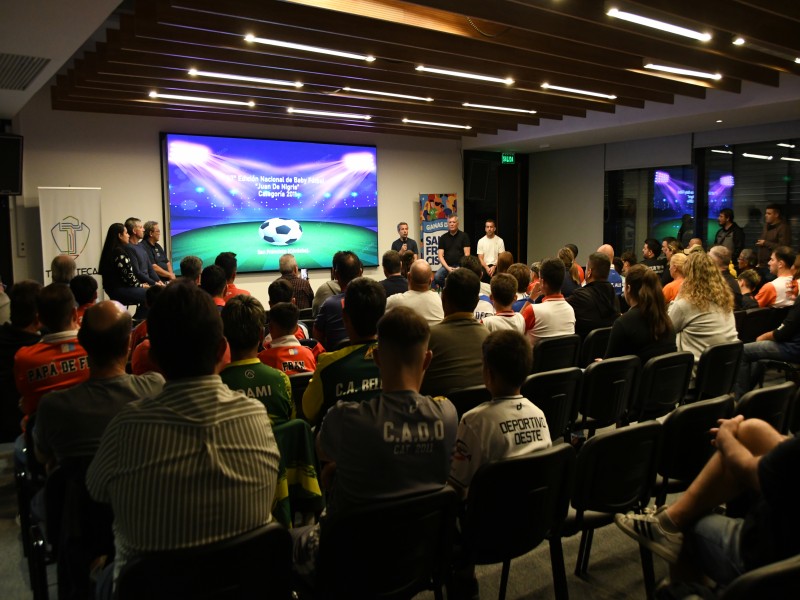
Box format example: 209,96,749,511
4,208,800,598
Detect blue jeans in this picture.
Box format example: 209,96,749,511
689,514,746,585
734,341,790,398
433,266,450,289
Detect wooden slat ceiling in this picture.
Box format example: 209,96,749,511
51,0,800,140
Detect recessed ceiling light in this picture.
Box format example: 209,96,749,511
245,34,375,62
711,149,733,154
462,102,536,114
742,153,773,160
732,37,745,46
777,143,796,148
716,119,723,123
606,8,711,42
781,157,800,162
415,65,513,85
287,107,371,120
644,64,722,80
188,68,302,88
541,83,617,100
341,87,433,102
402,118,472,130
148,91,255,107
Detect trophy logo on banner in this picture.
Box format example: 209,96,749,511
50,215,91,258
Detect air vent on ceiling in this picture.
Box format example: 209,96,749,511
0,53,50,91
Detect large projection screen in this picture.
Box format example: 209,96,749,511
162,133,378,273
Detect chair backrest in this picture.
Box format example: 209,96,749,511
693,340,743,401
289,372,313,418
736,381,796,432
719,553,800,599
298,307,314,319
633,351,694,421
316,487,458,600
464,444,575,565
115,523,293,600
298,337,321,349
522,367,582,441
448,384,492,420
532,334,581,373
579,327,613,368
659,394,734,483
580,355,640,425
735,307,776,343
785,386,800,435
571,421,662,515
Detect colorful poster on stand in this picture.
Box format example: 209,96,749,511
419,193,458,268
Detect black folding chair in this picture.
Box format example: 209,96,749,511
631,351,694,421
561,421,662,597
689,340,743,402
313,487,458,600
579,327,612,368
653,395,734,505
736,381,795,432
115,523,293,600
522,367,582,443
463,445,576,600
573,355,640,437
532,334,581,374
447,385,492,420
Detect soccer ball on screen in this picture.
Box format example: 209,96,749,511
259,217,303,246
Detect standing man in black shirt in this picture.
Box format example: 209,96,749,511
434,215,470,288
714,208,745,264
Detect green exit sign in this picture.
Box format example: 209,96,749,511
501,152,515,164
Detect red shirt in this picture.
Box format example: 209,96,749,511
14,330,89,415
224,284,251,301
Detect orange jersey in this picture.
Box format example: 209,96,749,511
14,331,89,415
258,341,317,375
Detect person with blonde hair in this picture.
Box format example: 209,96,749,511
662,253,688,305
668,251,738,378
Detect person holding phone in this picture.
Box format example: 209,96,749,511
277,253,314,310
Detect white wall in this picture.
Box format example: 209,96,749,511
528,145,605,263
11,85,463,306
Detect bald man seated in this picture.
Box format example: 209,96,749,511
597,243,623,296
34,301,165,469
385,259,444,326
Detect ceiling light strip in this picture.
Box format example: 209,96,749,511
149,91,254,107
781,157,800,162
342,87,433,102
644,64,722,80
402,118,471,130
188,68,302,88
541,83,617,100
245,34,375,62
606,8,711,42
742,153,773,160
711,149,733,154
415,66,513,85
777,143,796,148
287,107,371,120
462,102,536,114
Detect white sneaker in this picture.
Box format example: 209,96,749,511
614,506,684,563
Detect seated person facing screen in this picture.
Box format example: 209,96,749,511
291,306,457,579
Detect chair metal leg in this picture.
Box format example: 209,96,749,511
579,529,594,576
30,524,49,600
498,559,511,600
549,537,569,600
639,544,656,599
574,530,588,576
